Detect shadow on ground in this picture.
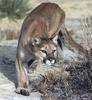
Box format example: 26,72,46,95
0,46,17,85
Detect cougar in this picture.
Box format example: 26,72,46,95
15,2,88,96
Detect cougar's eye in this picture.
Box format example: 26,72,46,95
32,37,41,45
41,50,47,54
52,49,56,53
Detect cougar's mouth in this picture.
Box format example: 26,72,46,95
43,58,56,66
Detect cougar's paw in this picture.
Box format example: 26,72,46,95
15,87,30,96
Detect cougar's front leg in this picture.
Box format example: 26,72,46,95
15,54,30,96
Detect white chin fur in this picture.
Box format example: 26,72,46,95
51,60,55,64
46,60,55,65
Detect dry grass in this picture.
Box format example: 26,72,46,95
80,15,92,65
28,64,70,99
28,61,92,100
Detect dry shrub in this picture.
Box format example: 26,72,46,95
68,62,92,94
81,16,92,49
28,64,70,100
28,61,92,99
80,16,92,64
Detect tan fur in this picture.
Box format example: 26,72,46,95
15,3,88,95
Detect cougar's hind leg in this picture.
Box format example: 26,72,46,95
15,55,30,96
56,31,64,61
58,31,64,49
60,26,88,60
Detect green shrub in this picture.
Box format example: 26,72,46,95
0,0,31,20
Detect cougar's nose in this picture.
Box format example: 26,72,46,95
48,57,53,61
48,57,56,63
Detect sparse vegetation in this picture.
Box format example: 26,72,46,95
80,16,92,64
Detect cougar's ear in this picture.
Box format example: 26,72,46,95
52,35,58,45
32,37,41,45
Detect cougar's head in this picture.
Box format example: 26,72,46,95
32,35,58,66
